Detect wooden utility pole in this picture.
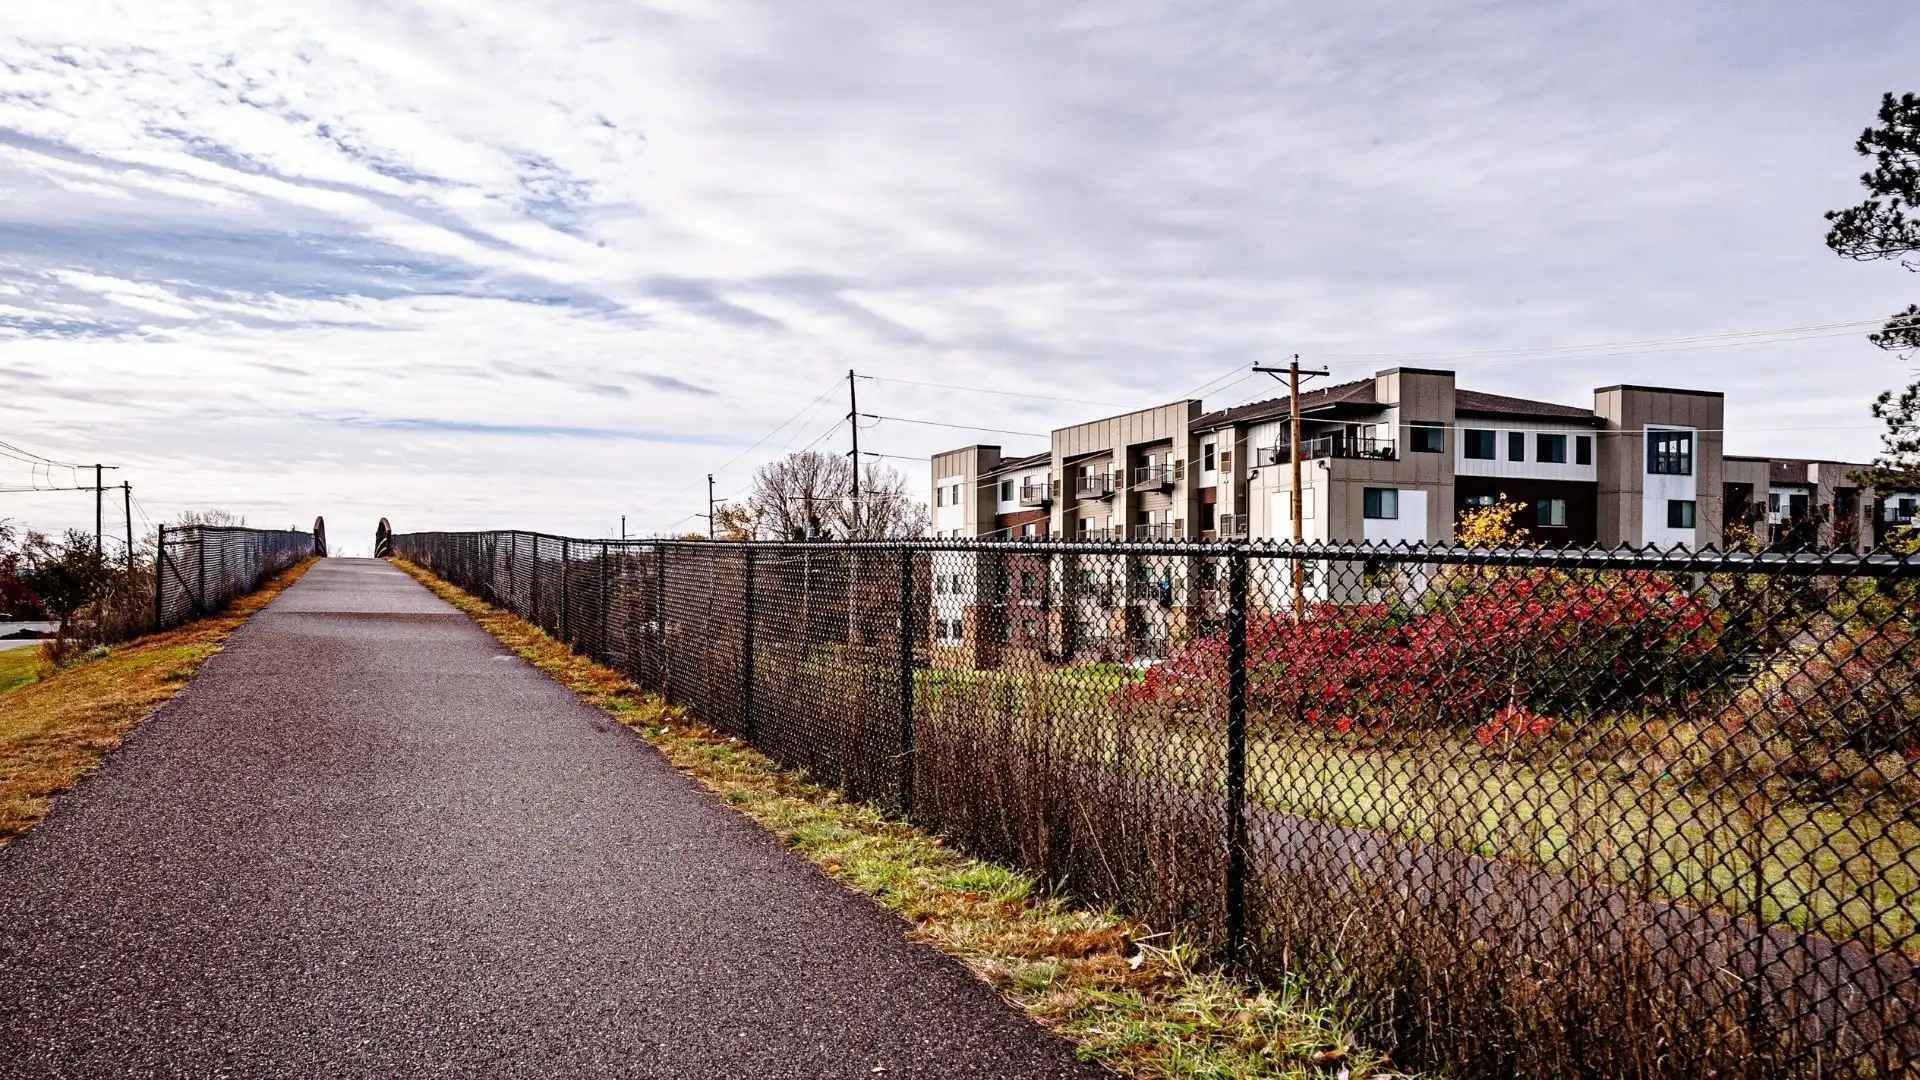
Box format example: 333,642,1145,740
707,474,716,540
620,515,626,542
1289,357,1305,613
1252,358,1329,615
123,482,133,575
94,464,103,558
848,368,861,537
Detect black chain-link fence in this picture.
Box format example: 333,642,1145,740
154,524,312,631
393,529,1920,1079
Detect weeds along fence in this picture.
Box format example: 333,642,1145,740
392,529,1920,1079
154,524,312,631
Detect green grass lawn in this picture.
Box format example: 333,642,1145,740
912,663,1920,952
0,648,40,695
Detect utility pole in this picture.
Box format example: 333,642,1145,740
123,482,133,575
848,368,861,537
708,473,716,540
94,464,104,558
620,515,626,542
1253,358,1329,614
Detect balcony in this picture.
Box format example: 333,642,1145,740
1216,513,1249,539
1018,482,1051,508
1129,463,1181,491
1132,523,1175,540
1075,474,1116,500
1075,526,1115,541
1260,434,1396,465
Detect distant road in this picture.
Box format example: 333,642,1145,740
0,559,1105,1079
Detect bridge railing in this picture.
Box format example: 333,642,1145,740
391,528,1920,1079
154,525,312,631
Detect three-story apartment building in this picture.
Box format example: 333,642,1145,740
926,366,1913,666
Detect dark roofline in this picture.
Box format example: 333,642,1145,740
1595,384,1723,398
981,450,1050,477
1381,366,1456,378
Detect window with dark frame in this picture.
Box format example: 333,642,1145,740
1464,429,1495,459
1668,499,1696,529
1648,430,1694,475
1576,435,1592,465
1508,431,1526,461
1411,422,1444,453
1000,479,1013,502
1537,433,1568,464
1203,443,1216,471
1363,487,1398,520
1536,497,1568,527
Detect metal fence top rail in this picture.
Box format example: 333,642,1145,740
391,529,1920,578
163,524,312,535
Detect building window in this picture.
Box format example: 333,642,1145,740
1203,442,1216,471
1000,479,1014,502
1576,435,1592,465
1464,429,1496,459
1021,570,1039,591
1199,502,1217,532
1363,488,1399,520
1461,493,1497,510
1020,523,1036,539
1508,431,1526,461
1537,433,1568,464
1668,500,1696,529
935,487,945,507
1648,430,1693,475
1537,498,1568,527
1411,422,1444,453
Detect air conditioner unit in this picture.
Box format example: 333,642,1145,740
1173,518,1185,536
1219,450,1232,472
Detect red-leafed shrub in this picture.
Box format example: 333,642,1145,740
1120,570,1730,743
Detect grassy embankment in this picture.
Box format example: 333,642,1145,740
390,556,1401,1080
0,559,316,845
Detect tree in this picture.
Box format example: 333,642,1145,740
0,519,41,618
713,501,759,542
747,451,930,540
1825,91,1920,485
748,450,847,540
176,509,247,527
18,529,106,633
835,461,930,540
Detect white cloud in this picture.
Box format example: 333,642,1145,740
0,1,1916,552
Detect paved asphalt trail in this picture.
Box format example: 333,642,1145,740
0,559,1110,1079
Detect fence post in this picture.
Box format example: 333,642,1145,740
195,532,206,616
1224,545,1249,966
560,537,571,646
742,547,757,742
898,548,916,819
154,523,166,632
655,544,670,700
527,532,539,627
599,541,610,663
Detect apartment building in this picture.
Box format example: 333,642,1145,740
936,368,1732,549
1725,456,1919,552
927,367,1915,664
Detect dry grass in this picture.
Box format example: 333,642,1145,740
0,648,39,695
391,556,1405,1080
0,559,317,846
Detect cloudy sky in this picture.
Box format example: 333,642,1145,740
0,2,1915,553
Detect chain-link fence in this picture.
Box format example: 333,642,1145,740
154,524,313,631
392,529,1920,1079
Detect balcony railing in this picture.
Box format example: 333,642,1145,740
1132,523,1175,540
1075,474,1115,499
1018,482,1051,507
1129,463,1181,491
1217,513,1248,539
1260,435,1396,465
1075,526,1115,541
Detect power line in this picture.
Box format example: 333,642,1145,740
860,413,1049,439
857,375,1130,409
